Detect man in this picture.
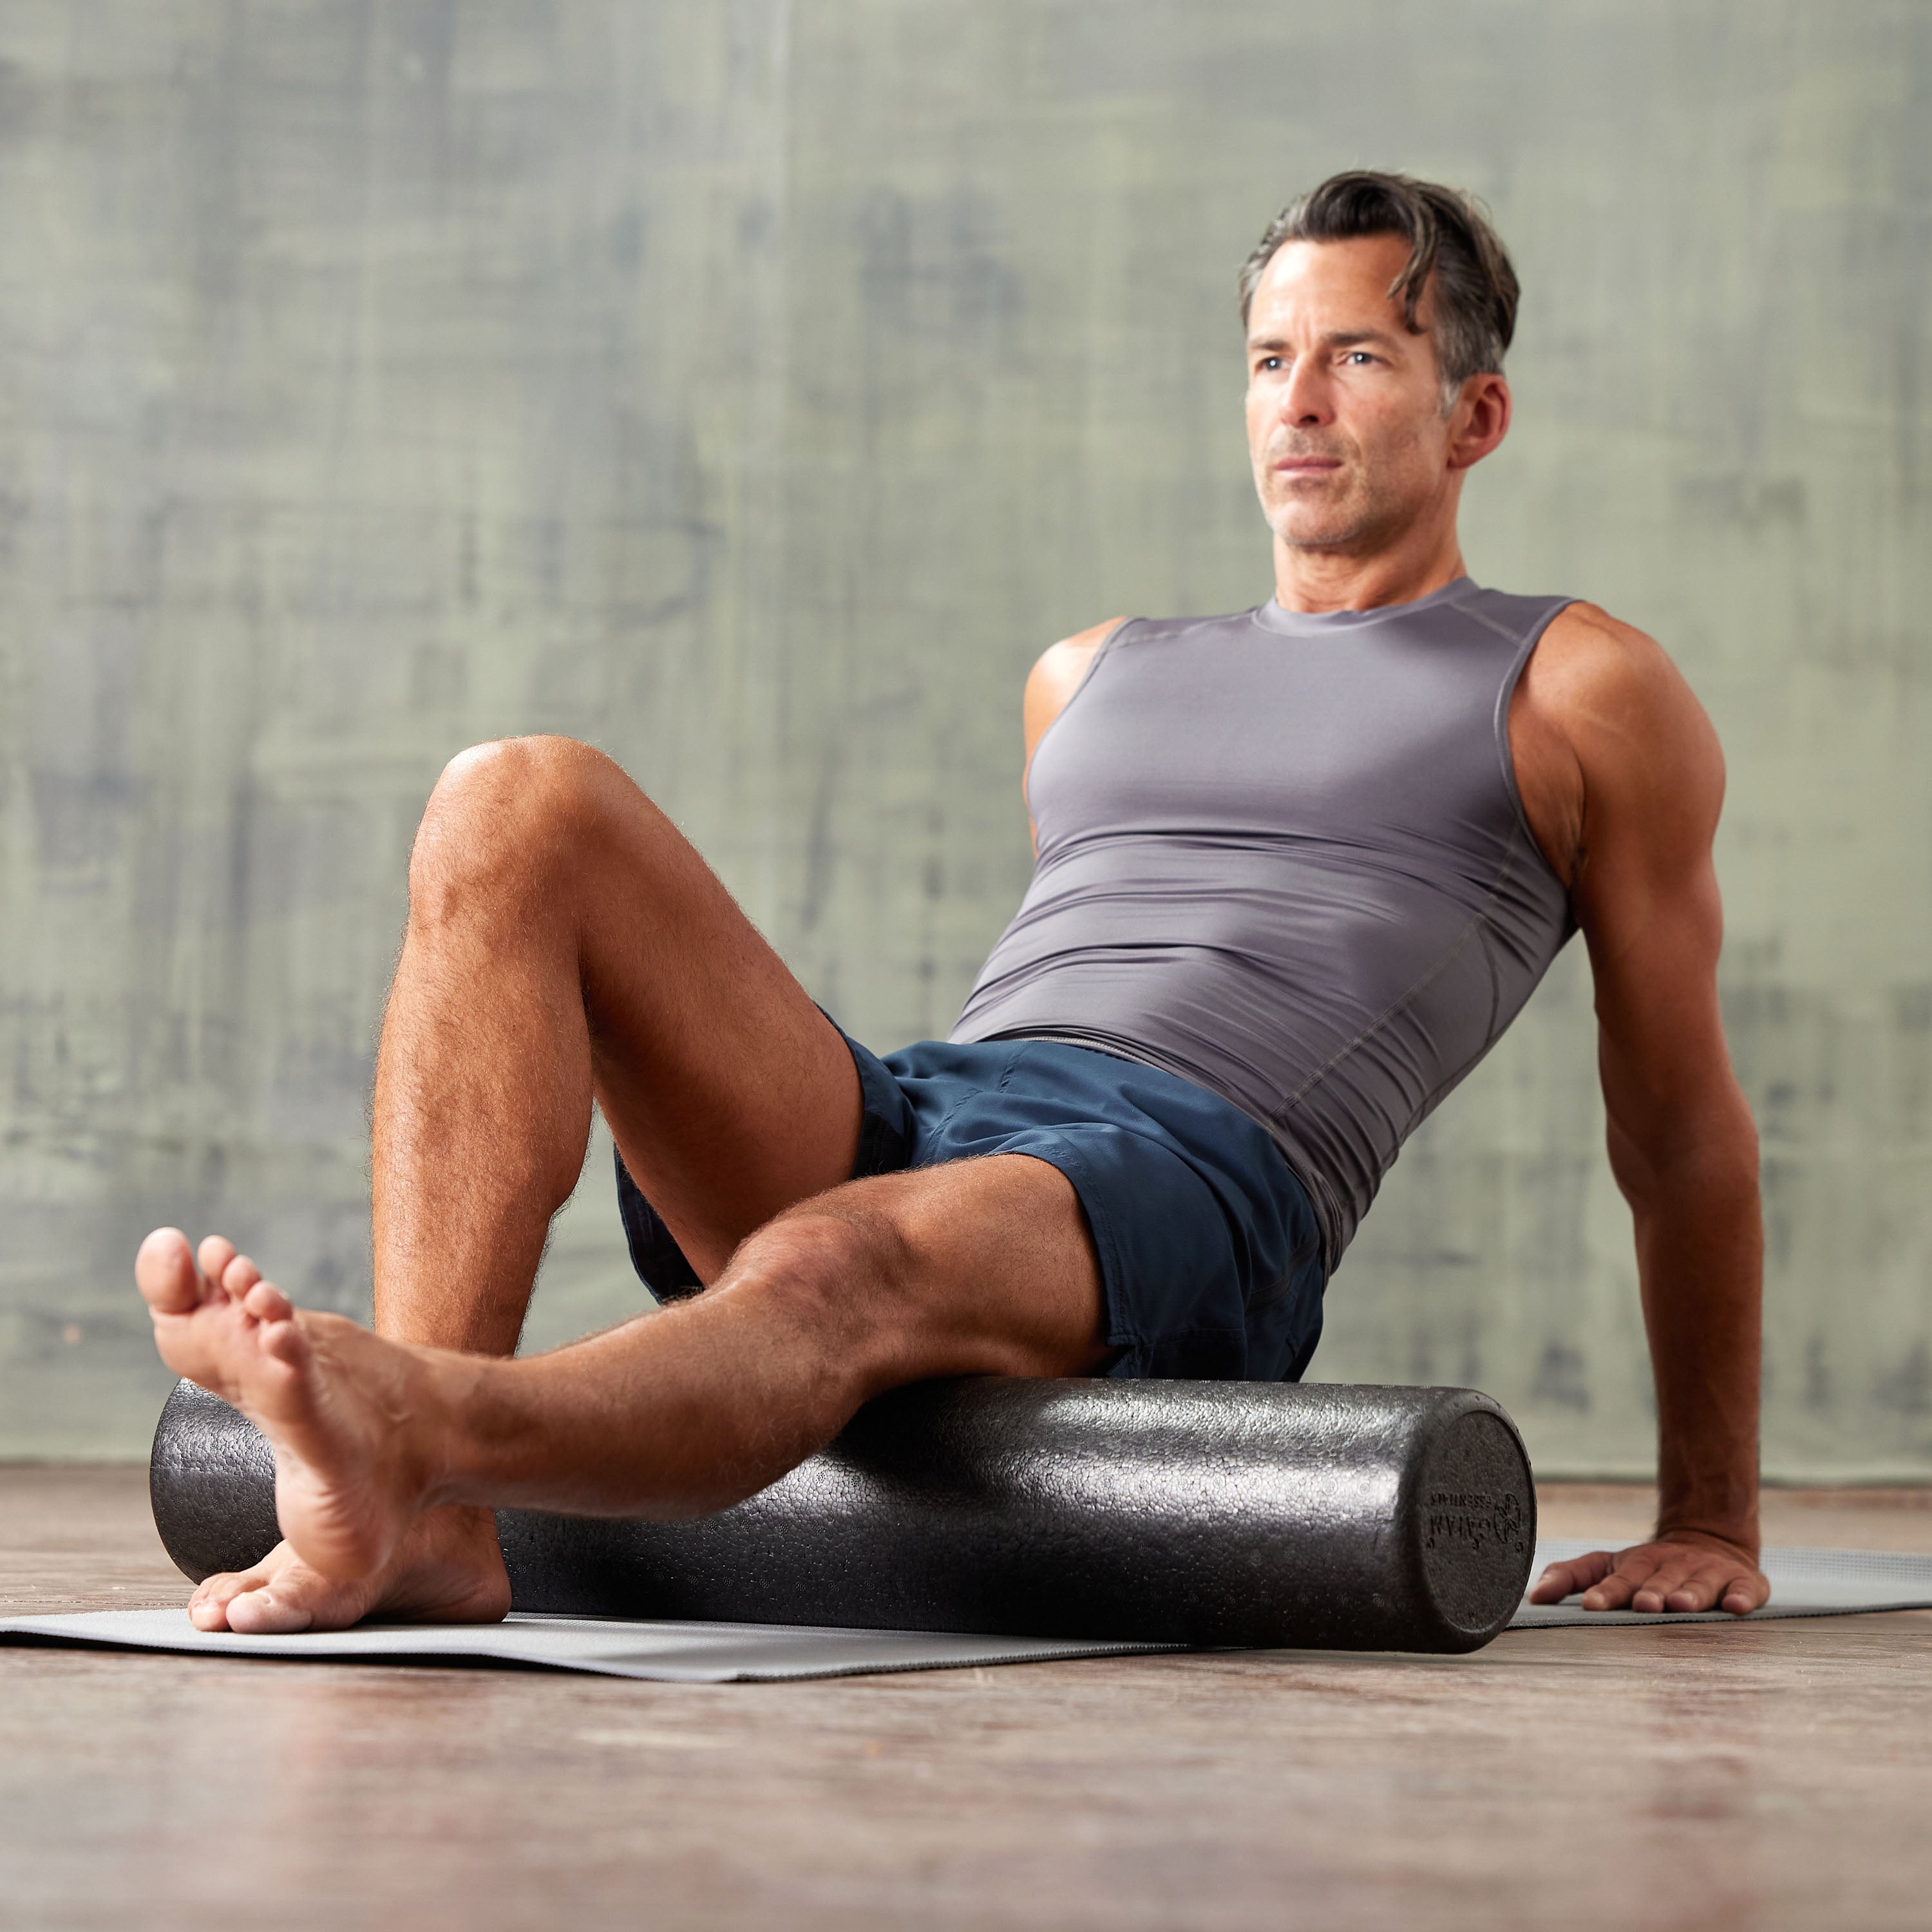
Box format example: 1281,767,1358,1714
135,171,1769,1633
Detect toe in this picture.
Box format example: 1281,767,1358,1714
259,1315,310,1367
190,1556,330,1633
189,1547,302,1630
196,1236,238,1299
223,1586,317,1636
222,1254,263,1297
242,1279,294,1323
189,1569,263,1630
189,1592,236,1631
135,1229,204,1314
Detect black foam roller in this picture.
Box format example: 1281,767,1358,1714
150,1374,1536,1653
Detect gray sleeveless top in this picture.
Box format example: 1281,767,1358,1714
951,578,1577,1268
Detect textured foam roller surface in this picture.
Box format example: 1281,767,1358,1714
149,1374,1536,1653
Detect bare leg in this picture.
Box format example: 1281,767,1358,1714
372,735,867,1345
137,1153,1104,1589
182,737,870,1631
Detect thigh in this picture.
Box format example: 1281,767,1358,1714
885,1039,1325,1381
536,746,861,1278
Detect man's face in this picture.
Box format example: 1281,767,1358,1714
1244,234,1471,558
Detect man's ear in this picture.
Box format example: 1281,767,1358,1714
1447,373,1511,471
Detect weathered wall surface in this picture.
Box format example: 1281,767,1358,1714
2,2,1926,1472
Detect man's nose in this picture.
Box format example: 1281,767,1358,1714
1279,361,1332,427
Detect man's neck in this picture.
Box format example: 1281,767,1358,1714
1272,524,1469,614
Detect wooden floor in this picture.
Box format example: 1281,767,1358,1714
4,1470,1931,1931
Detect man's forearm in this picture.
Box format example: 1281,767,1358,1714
1631,1158,1764,1549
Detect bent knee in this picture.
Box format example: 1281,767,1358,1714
408,736,638,915
426,734,622,826
731,1205,915,1374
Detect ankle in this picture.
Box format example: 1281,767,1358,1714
370,1335,472,1514
402,1344,516,1512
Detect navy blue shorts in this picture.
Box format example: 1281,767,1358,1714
615,1033,1327,1382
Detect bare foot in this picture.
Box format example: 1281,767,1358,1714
136,1228,433,1590
189,1509,510,1634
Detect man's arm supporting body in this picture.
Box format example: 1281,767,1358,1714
1514,603,1768,1614
1030,599,1768,1615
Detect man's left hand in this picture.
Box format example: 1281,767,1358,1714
1526,1530,1769,1615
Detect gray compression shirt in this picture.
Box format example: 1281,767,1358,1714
951,578,1577,1269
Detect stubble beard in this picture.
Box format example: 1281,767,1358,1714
1260,452,1430,564
1264,475,1405,558
1255,428,1430,559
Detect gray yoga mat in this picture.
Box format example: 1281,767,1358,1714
3,1543,1927,1679
0,1607,1169,1681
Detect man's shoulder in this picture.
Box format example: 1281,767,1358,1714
1525,601,1724,835
1027,615,1134,710
1539,598,1659,660
1025,616,1131,761
1529,601,1700,730
1036,614,1130,671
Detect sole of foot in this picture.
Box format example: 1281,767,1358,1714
135,1227,428,1590
189,1510,512,1634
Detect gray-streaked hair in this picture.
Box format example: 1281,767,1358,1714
1238,171,1519,405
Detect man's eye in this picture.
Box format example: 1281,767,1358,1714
1345,351,1376,366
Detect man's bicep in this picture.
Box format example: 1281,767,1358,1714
1569,634,1741,1169
1587,859,1732,1150
1586,853,1760,1220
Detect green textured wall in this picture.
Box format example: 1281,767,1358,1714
2,2,1926,1473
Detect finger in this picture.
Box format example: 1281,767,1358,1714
1578,1545,1687,1610
1625,1549,1718,1612
1592,1545,1768,1615
1579,1565,1643,1611
1592,1538,1716,1615
1659,1562,1770,1616
1527,1550,1616,1604
1646,1556,1731,1612
1625,1544,1756,1613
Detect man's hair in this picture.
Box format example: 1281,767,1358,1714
1238,171,1519,404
